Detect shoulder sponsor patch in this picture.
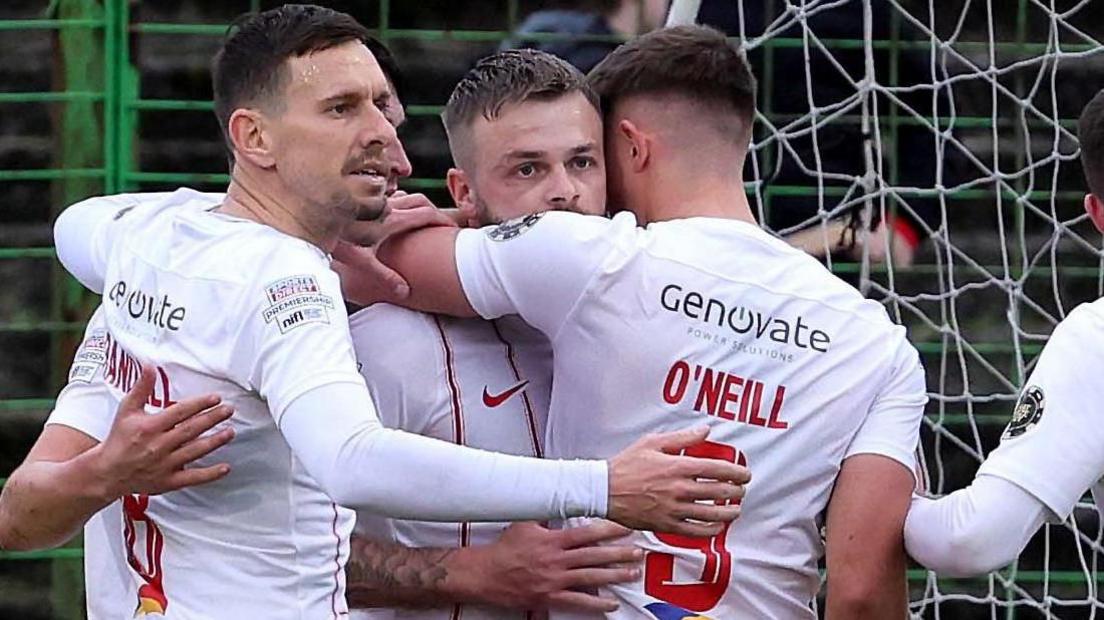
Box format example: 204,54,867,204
1003,385,1045,440
262,275,335,334
68,328,108,383
487,212,544,242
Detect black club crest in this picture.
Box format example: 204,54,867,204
1003,385,1045,440
487,212,544,242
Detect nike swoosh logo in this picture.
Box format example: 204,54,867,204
482,380,530,408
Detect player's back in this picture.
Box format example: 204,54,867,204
349,305,550,620
94,189,357,618
457,212,925,619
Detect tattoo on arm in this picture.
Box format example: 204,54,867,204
346,535,458,609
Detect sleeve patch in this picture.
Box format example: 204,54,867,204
1003,385,1045,440
69,328,108,383
262,275,335,334
487,212,544,242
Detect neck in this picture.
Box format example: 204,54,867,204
635,167,757,225
218,164,342,253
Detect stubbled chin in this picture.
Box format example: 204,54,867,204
355,198,386,222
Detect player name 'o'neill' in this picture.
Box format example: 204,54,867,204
662,360,788,430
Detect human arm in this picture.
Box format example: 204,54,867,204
347,521,639,612
905,305,1104,574
824,454,912,619
904,475,1048,577
281,381,745,532
0,365,234,551
825,334,927,619
53,192,210,294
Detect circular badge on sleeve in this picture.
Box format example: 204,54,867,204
1003,385,1045,439
487,212,544,242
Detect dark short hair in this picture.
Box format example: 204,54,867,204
364,36,404,98
442,49,600,155
587,25,757,139
1079,90,1104,200
211,4,377,149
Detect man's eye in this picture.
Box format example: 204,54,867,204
517,163,537,177
329,103,351,115
572,157,596,169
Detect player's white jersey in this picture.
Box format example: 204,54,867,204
55,188,361,619
348,305,550,620
46,309,131,620
455,211,927,619
978,298,1104,521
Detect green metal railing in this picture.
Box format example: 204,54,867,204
1,0,1100,617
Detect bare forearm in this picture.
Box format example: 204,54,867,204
0,448,112,551
826,557,907,619
346,535,480,609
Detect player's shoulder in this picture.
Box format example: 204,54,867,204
1047,300,1104,352
479,210,636,245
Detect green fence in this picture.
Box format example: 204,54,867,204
2,1,1102,618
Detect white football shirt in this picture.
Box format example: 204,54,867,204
45,308,131,620
455,211,927,619
55,191,360,619
977,299,1104,520
348,306,550,620
51,189,609,618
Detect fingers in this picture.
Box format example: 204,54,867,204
153,392,224,432
546,590,621,613
166,426,235,470
161,463,231,493
381,206,457,238
558,567,639,590
682,480,745,504
650,425,710,452
119,364,158,416
562,544,641,569
663,519,725,538
363,251,411,299
676,502,741,525
560,520,633,548
678,457,751,486
385,192,434,211
165,403,234,446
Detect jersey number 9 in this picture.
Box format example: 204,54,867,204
644,440,745,612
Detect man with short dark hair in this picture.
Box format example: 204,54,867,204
355,24,927,618
905,89,1104,577
344,49,632,619
4,7,749,618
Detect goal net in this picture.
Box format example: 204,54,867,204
730,1,1104,617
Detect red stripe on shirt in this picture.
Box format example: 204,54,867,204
329,502,342,619
436,316,468,620
434,316,466,446
490,320,544,458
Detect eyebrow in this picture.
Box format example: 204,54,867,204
319,89,366,105
501,142,599,162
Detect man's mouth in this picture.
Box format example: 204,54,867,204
349,164,386,181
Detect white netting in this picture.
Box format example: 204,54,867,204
724,0,1104,617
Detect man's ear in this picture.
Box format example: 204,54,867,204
227,109,276,169
1085,193,1104,235
447,168,481,228
617,119,651,173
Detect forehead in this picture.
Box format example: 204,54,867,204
470,92,602,157
283,40,387,100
